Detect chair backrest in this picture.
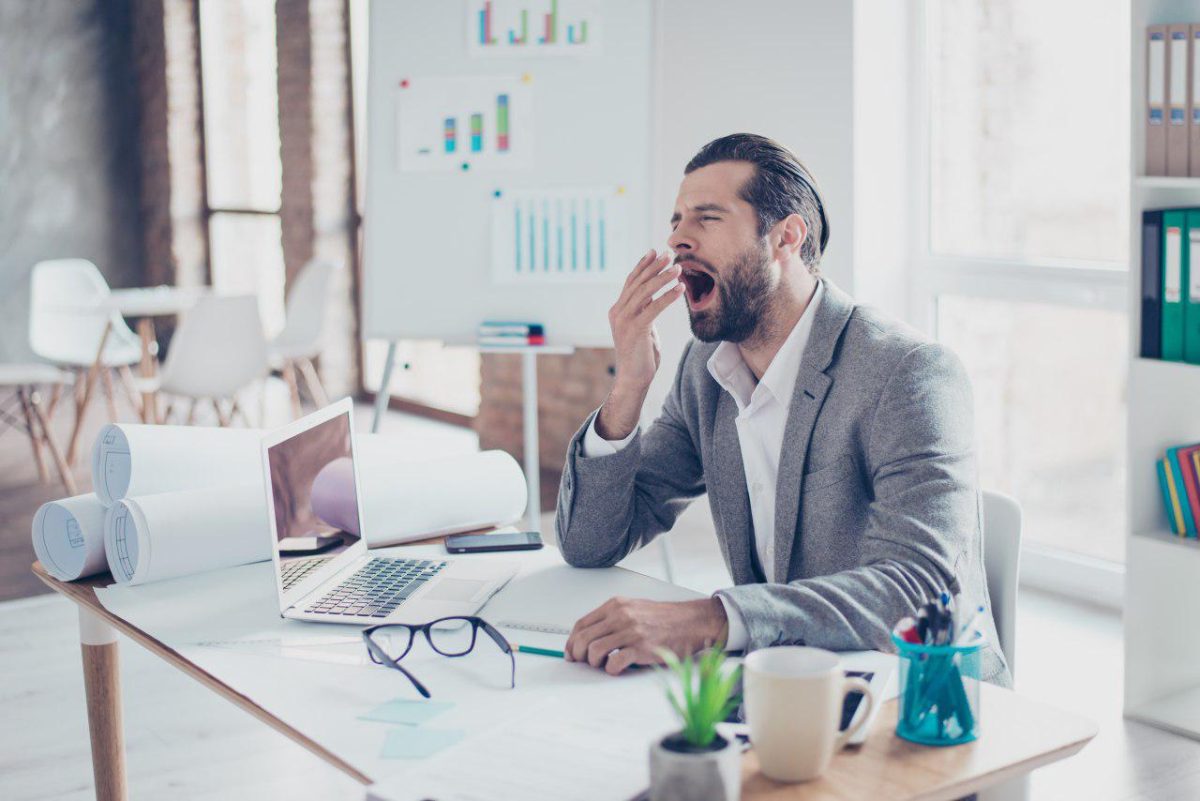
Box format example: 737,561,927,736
159,294,268,399
28,259,138,366
982,489,1022,678
272,260,338,357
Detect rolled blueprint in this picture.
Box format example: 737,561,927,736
312,447,527,545
92,424,263,506
31,493,110,581
104,484,269,585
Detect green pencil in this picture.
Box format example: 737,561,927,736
514,644,565,658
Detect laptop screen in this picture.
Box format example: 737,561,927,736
266,409,362,575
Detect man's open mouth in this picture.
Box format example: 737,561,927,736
679,264,718,311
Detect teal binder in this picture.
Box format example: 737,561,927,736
1163,210,1187,362
1187,211,1200,363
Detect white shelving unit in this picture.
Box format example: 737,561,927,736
1125,0,1200,742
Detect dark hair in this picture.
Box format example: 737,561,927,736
684,133,829,271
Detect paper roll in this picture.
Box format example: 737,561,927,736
104,484,270,585
31,493,110,581
313,447,528,545
91,423,264,506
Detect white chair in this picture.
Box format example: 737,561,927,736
0,364,76,494
137,294,268,426
982,489,1021,676
979,489,1026,801
29,259,143,461
269,260,337,418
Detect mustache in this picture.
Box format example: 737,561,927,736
673,254,716,273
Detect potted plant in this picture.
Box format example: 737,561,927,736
649,645,743,801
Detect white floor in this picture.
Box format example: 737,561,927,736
4,412,1200,800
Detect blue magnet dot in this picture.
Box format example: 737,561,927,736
461,162,470,171
493,189,502,197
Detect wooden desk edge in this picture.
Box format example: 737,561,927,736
33,561,373,786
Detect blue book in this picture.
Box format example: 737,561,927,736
1158,458,1184,535
1167,445,1198,536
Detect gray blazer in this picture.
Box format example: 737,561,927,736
554,279,1011,686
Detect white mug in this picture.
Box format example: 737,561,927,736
743,646,875,783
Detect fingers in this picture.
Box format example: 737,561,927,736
605,645,654,676
635,280,685,322
565,599,619,662
617,253,672,307
622,249,660,290
585,631,632,669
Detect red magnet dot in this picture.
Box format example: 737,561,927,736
399,79,410,88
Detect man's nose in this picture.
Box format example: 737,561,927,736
667,225,694,254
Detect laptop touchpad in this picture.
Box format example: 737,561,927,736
424,578,487,602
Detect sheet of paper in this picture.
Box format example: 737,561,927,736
30,493,109,581
361,699,455,726
369,689,673,801
381,727,466,759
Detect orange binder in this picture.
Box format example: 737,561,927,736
1168,24,1191,176
1148,25,1168,176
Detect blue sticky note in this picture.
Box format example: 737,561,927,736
380,726,465,759
359,698,454,726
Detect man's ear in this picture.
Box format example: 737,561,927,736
773,213,808,260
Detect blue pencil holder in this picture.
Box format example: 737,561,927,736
892,631,985,746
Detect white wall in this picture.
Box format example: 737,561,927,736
643,0,857,420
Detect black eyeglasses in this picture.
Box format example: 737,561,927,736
361,616,515,698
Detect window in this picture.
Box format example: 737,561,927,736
917,0,1130,566
198,0,287,335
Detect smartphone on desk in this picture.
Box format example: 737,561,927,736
445,530,543,554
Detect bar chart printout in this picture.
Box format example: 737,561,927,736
468,0,602,56
396,76,532,171
492,188,628,283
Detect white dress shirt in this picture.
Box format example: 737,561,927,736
582,282,825,651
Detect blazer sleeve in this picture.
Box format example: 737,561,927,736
554,341,706,568
716,342,978,654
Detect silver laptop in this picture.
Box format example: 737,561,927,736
260,398,518,625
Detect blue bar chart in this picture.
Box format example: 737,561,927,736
467,0,603,57
396,75,532,172
492,188,628,283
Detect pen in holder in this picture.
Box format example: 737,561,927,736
892,630,985,746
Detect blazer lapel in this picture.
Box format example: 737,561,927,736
709,389,756,584
771,280,856,582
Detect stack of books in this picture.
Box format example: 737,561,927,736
477,321,545,347
1156,442,1200,537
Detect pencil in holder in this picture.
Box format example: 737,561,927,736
891,631,985,746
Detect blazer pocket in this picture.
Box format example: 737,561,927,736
802,455,857,493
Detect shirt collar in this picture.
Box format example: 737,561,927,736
705,280,825,413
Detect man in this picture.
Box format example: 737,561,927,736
554,133,1010,687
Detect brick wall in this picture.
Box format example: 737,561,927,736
476,348,617,511
276,0,358,396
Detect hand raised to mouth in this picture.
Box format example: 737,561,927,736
595,249,685,441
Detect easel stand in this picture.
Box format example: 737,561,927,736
371,341,574,533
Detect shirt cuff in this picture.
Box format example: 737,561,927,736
715,593,749,652
581,412,637,458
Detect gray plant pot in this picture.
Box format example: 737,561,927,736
648,732,741,801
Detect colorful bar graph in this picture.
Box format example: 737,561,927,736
496,94,510,151
598,199,605,270
470,113,483,152
443,118,457,153
584,198,591,270
556,200,564,271
473,0,592,52
542,200,550,270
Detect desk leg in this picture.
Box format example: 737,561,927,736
78,607,127,801
522,351,540,533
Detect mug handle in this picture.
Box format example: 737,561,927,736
834,676,876,749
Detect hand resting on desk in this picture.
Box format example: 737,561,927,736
564,596,729,674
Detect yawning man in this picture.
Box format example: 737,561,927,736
554,132,1011,687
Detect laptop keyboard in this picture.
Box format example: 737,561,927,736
304,557,448,618
280,556,330,591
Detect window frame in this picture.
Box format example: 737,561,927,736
907,0,1128,608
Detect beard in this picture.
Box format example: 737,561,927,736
685,241,775,344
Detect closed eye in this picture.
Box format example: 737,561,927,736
701,216,720,222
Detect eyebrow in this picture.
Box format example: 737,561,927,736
669,203,731,225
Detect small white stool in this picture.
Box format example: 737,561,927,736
0,364,77,494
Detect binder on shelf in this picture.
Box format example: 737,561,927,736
1162,209,1187,361
1142,209,1163,359
1187,210,1200,363
1191,25,1200,176
1168,24,1191,176
1148,25,1169,176
1168,444,1199,536
1158,457,1185,535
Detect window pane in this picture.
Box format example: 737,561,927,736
927,0,1129,264
364,340,481,418
937,295,1127,563
209,213,286,336
199,0,282,210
